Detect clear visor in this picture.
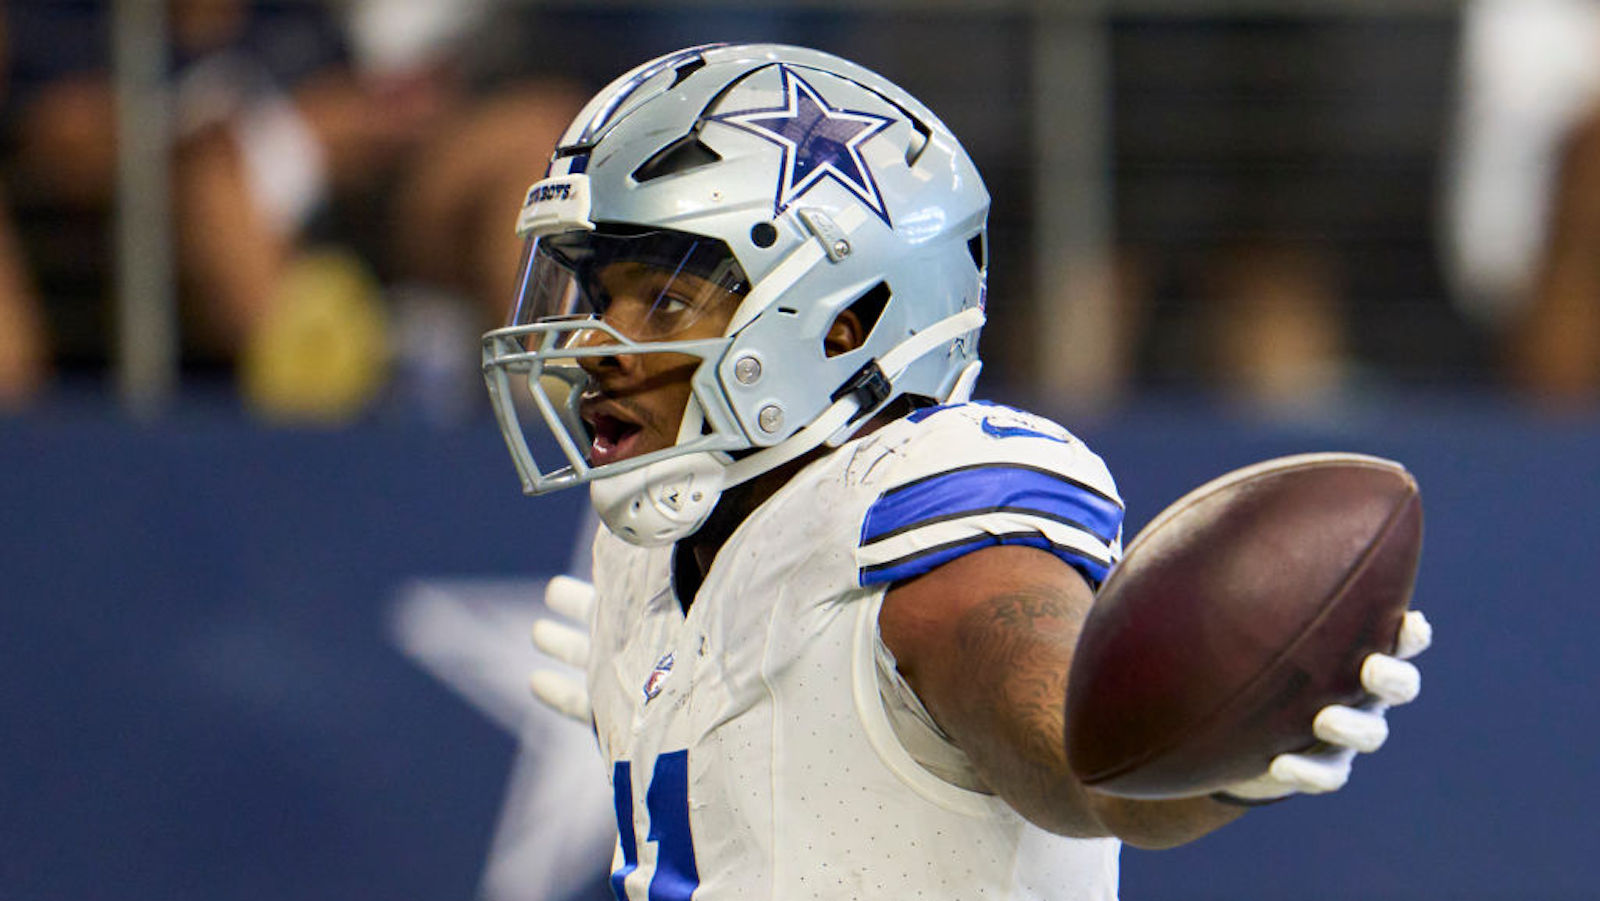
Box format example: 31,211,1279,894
508,227,749,344
483,226,752,494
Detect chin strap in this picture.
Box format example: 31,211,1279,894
589,453,726,547
723,305,986,488
591,305,985,547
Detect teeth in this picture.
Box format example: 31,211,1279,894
584,412,641,463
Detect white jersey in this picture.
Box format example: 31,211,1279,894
587,402,1126,901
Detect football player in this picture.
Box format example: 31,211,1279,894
482,44,1430,900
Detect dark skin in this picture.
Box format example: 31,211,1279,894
592,302,1245,849
879,545,1245,848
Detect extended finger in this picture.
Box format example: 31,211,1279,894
545,575,597,622
1268,747,1354,794
530,670,592,723
1313,704,1389,753
532,617,592,669
1394,609,1432,660
1360,653,1421,705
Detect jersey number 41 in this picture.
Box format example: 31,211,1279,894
612,750,699,901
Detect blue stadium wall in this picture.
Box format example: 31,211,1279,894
2,395,1595,900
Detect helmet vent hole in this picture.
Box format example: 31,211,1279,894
669,58,706,89
750,222,779,248
967,233,986,272
632,136,722,183
844,282,891,345
905,116,932,166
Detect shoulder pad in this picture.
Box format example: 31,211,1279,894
855,403,1124,588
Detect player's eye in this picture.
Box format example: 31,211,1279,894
651,294,693,318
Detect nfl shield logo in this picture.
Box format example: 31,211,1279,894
643,652,675,702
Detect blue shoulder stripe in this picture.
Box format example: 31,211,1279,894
859,532,1113,587
905,398,1003,424
861,463,1123,547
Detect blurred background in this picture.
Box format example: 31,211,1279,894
1,1,1597,899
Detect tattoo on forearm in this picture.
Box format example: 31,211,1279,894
940,582,1244,842
952,586,1085,789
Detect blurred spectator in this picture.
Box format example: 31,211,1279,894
1508,96,1600,406
1445,0,1600,407
6,0,366,405
1100,14,1471,417
1197,241,1354,417
0,2,47,408
1444,0,1600,330
0,181,47,408
2,0,586,422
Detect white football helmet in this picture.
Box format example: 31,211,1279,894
482,43,989,544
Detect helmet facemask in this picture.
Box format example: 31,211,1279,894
482,225,754,495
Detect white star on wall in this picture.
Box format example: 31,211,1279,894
390,572,613,901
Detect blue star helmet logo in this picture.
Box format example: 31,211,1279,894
711,65,896,225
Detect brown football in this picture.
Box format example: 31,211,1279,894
1064,452,1422,799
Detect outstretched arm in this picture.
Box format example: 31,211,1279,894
881,541,1431,847
880,544,1245,848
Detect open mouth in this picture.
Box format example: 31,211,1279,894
584,409,645,466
